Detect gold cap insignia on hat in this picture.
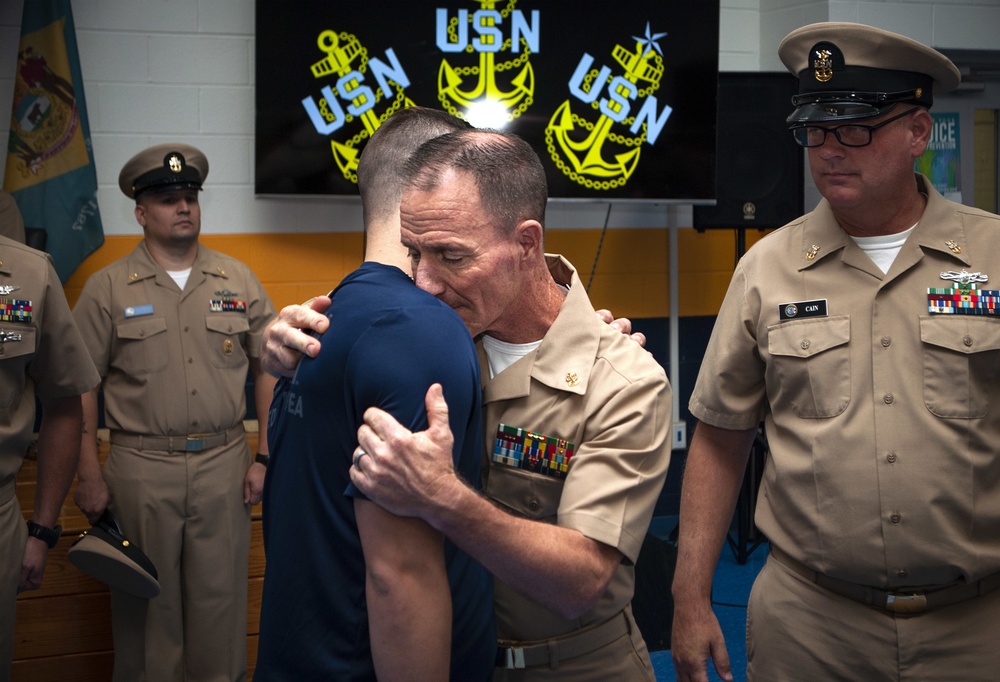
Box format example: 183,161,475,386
168,154,183,174
813,48,834,82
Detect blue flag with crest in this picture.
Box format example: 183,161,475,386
4,0,103,282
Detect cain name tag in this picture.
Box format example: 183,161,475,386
779,299,828,321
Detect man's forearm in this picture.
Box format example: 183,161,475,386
34,395,84,527
77,390,102,481
250,358,277,454
429,477,622,620
672,423,757,604
358,499,451,680
367,569,451,681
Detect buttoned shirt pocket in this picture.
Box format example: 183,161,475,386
766,315,851,418
0,326,36,412
205,315,249,369
484,460,562,521
115,317,169,376
920,316,1000,419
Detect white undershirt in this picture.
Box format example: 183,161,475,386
167,267,192,290
851,224,916,274
482,281,567,377
481,334,541,378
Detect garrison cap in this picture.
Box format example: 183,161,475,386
779,22,961,125
119,143,209,199
67,510,160,598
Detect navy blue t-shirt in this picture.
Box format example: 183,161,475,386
256,262,494,681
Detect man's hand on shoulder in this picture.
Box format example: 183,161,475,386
262,295,332,378
351,384,463,522
596,308,647,347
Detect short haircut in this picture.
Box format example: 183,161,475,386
357,107,470,226
402,130,548,235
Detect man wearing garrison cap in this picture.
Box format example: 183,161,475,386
673,23,1000,681
72,143,277,681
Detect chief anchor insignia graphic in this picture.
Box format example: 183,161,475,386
546,22,672,190
305,29,414,183
437,0,536,123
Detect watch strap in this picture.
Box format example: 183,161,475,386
27,520,62,548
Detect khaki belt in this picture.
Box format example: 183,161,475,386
110,424,244,453
771,545,1000,614
495,609,631,670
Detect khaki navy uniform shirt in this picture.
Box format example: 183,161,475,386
0,236,98,481
691,175,1000,590
72,241,274,436
481,256,672,643
0,236,98,667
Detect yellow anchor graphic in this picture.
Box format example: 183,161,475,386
437,0,535,122
546,25,666,189
310,29,412,182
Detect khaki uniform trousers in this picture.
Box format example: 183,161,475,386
748,552,1000,681
103,439,251,682
0,484,27,678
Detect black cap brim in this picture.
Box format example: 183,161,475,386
67,511,160,599
787,100,894,125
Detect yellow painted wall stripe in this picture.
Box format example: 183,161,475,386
62,229,771,319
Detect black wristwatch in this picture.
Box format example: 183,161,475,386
26,520,62,549
255,452,270,466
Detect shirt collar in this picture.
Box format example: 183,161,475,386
481,254,600,402
798,173,970,271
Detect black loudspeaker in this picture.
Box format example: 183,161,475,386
694,72,804,230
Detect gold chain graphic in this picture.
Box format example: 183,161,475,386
308,30,413,183
546,23,669,189
437,0,535,123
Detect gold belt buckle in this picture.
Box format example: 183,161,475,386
885,592,928,613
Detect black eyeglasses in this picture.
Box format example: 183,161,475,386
791,107,920,148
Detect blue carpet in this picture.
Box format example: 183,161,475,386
645,516,768,682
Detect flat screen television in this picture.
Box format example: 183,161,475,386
255,1,719,202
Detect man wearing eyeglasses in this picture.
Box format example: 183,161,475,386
672,22,1000,682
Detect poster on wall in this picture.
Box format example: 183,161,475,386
916,112,961,202
255,1,720,201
